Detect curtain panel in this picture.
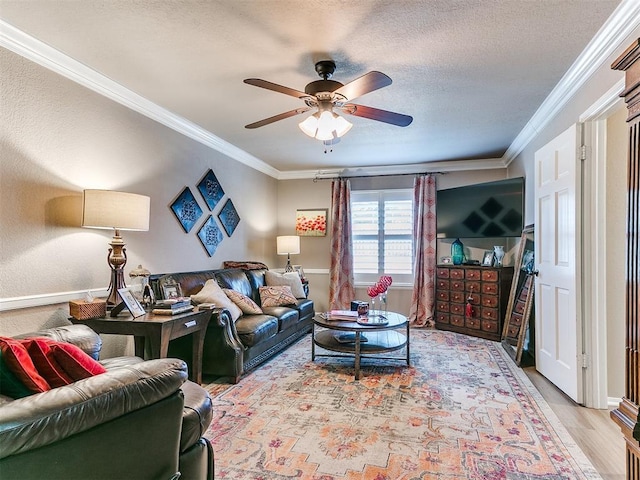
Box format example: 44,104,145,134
329,179,355,309
409,175,437,327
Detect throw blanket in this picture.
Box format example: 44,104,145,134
223,261,268,271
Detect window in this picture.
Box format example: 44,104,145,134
351,189,413,284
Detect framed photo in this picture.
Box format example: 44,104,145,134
117,288,146,318
162,283,183,299
296,209,327,237
170,187,203,233
482,251,495,266
293,264,305,280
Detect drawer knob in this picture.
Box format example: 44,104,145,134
184,320,197,328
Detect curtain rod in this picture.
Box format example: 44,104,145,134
312,171,446,182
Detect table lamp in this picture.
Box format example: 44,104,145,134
82,189,150,307
276,235,300,272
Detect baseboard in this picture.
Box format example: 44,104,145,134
609,396,623,408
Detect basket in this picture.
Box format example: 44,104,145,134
69,299,106,320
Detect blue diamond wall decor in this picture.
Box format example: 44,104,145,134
197,215,224,257
197,169,225,211
218,199,240,237
170,187,203,233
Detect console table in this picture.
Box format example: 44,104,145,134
435,265,514,341
70,308,210,384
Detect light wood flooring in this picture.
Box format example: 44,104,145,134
524,367,625,479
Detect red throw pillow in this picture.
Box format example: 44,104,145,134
23,338,74,388
0,337,50,393
49,342,107,380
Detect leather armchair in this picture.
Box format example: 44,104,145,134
0,324,214,480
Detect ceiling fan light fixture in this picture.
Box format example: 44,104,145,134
299,110,352,141
298,114,318,138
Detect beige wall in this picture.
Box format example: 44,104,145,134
0,48,279,350
606,106,627,398
277,169,512,315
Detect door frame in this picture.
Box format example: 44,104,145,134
579,78,624,409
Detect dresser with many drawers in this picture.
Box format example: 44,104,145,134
435,265,514,341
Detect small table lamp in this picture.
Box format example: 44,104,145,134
276,235,300,272
82,190,150,307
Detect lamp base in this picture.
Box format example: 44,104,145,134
284,254,294,273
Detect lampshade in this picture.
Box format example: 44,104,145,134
276,235,300,255
82,190,150,231
298,111,352,141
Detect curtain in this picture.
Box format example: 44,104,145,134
329,179,355,309
409,175,437,327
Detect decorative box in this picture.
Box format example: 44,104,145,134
69,299,107,320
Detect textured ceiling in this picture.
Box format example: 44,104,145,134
0,0,622,174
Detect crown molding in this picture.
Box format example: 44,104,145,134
502,0,640,166
277,158,506,180
0,20,280,179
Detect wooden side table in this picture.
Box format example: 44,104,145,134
70,308,210,384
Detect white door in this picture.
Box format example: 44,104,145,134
534,123,582,403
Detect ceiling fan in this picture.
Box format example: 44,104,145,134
243,60,413,143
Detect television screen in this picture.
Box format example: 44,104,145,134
436,178,524,238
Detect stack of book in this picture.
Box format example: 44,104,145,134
152,297,193,315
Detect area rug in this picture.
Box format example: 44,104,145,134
204,329,601,479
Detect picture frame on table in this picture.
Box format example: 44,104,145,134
117,288,146,318
162,283,183,299
293,264,305,281
482,251,495,266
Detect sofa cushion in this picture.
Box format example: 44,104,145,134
295,298,315,320
214,269,254,298
265,271,306,298
190,279,242,321
0,337,50,394
234,315,278,347
260,306,300,331
223,289,263,314
259,285,297,307
0,350,34,399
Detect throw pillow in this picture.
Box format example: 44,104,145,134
0,337,50,393
23,338,74,388
0,349,34,398
259,285,297,307
48,342,107,380
190,279,243,321
265,271,306,299
223,289,263,315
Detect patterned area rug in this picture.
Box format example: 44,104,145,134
204,329,601,479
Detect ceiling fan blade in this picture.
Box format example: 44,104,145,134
245,107,311,129
244,78,310,99
333,71,392,101
341,104,413,127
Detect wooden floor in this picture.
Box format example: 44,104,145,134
524,367,625,479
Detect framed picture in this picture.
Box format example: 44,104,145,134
482,251,495,266
162,283,183,299
197,169,225,211
197,215,224,257
117,288,146,318
218,199,240,237
296,209,327,237
293,264,305,280
170,187,203,233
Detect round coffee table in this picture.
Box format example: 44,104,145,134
312,310,410,380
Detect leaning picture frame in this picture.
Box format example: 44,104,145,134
117,288,146,318
162,283,183,299
482,251,495,266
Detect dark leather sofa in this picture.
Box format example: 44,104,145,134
0,324,214,480
150,268,314,383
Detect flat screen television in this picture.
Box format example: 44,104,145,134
436,177,524,238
